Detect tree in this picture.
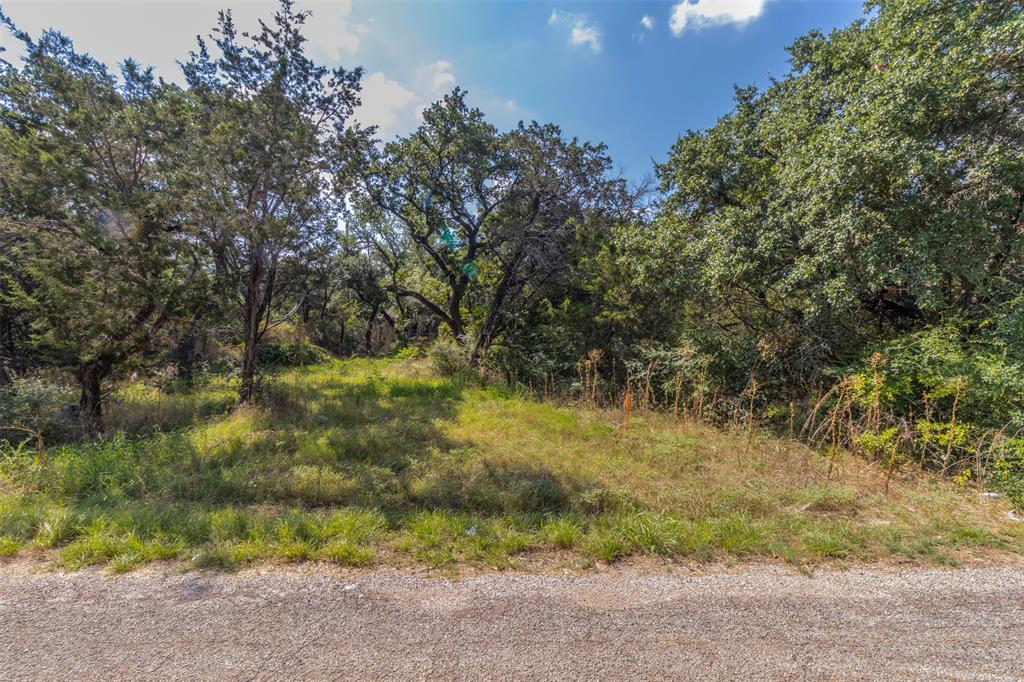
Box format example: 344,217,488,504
776,0,1024,325
0,21,197,435
182,0,366,402
647,0,1024,394
348,89,628,364
0,32,20,385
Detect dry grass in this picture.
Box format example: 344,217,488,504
0,358,1020,572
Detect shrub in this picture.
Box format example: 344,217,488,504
254,340,331,367
990,439,1024,510
809,325,1024,479
0,374,78,445
428,337,476,379
391,344,424,360
852,325,1024,432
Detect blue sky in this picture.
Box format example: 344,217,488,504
1,0,866,182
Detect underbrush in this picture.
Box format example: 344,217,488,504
0,373,78,445
0,358,1021,572
0,371,238,447
486,324,1024,512
255,339,332,368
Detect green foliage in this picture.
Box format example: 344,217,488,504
428,337,478,380
627,0,1024,404
852,325,1024,431
0,359,1019,572
255,340,331,368
1,0,1023,572
391,344,424,360
855,427,901,462
0,24,201,432
990,440,1024,510
823,325,1024,477
0,373,76,443
346,87,629,367
180,1,365,403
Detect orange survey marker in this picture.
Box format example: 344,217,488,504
624,392,632,424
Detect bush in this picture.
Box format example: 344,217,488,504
254,340,331,367
0,374,78,445
391,344,424,360
850,325,1024,432
990,439,1024,510
428,337,476,379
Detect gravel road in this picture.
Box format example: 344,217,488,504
1,563,1022,681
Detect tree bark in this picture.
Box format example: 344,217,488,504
364,302,380,353
77,362,109,437
385,285,463,341
239,336,258,403
470,256,520,365
175,333,198,387
240,256,263,404
0,307,16,386
174,311,205,387
448,277,468,342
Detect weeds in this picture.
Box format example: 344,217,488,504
0,358,1020,572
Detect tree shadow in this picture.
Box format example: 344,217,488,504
0,362,659,572
176,368,601,516
18,364,624,544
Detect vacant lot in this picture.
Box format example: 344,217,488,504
1,358,1021,572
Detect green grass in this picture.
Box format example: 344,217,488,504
0,357,1021,572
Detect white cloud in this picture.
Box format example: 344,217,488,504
358,60,523,140
2,1,521,142
419,60,457,94
548,9,602,53
302,1,371,62
1,1,370,81
356,60,456,140
669,0,766,35
635,14,656,42
411,60,459,123
357,72,417,139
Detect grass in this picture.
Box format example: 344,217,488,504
0,357,1021,572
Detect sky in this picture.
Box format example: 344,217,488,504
0,0,866,183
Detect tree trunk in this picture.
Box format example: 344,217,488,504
240,336,258,403
0,308,15,386
448,288,466,342
239,251,266,404
174,311,205,387
77,362,108,438
364,302,380,354
470,260,518,366
175,333,198,387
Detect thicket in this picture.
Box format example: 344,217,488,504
1,0,1022,503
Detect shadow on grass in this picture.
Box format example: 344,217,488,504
0,362,628,570
106,388,238,438
251,368,597,516
7,361,1012,571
